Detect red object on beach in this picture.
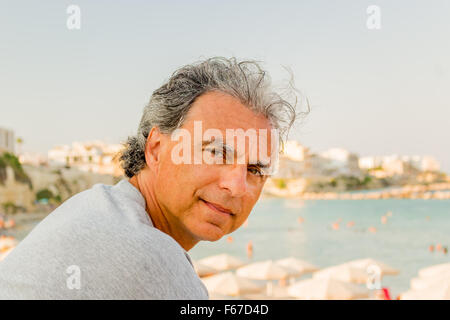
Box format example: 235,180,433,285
382,287,391,300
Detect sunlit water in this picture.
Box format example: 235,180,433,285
6,199,450,298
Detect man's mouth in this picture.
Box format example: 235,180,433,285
200,198,235,216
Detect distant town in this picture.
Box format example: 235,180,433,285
266,141,449,199
1,126,449,214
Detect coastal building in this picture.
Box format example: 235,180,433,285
359,155,406,177
359,155,441,176
18,152,48,167
48,141,124,176
276,157,306,178
381,155,405,175
283,140,307,161
318,148,361,176
402,155,440,172
358,156,379,170
274,141,308,178
0,127,15,154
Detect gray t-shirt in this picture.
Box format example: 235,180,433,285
0,179,209,299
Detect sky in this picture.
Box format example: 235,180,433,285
1,0,449,173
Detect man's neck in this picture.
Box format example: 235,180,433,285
128,171,199,251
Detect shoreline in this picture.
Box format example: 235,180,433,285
263,182,450,200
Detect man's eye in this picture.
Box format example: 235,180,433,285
206,147,222,156
205,147,225,159
248,166,263,176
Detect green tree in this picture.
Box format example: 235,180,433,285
0,152,32,188
36,189,54,202
274,178,287,189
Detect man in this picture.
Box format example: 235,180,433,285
0,57,297,299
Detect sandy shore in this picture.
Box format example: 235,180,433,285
265,182,450,200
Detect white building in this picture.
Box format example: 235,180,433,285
283,140,306,161
19,152,48,167
48,140,124,176
359,156,378,170
359,154,441,175
320,148,351,164
318,147,360,176
402,155,440,172
0,127,15,154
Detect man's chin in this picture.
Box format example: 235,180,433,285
192,222,227,242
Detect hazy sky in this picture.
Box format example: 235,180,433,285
1,0,449,172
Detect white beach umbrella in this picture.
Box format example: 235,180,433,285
345,258,399,276
193,261,219,278
418,262,450,278
198,253,245,272
201,272,264,297
401,282,450,300
313,264,368,284
241,287,295,300
236,260,297,280
288,277,370,300
410,272,450,290
275,257,319,275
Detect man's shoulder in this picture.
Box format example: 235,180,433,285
39,183,113,223
56,183,117,211
47,186,191,268
123,222,190,264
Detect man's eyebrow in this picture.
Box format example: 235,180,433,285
201,139,218,147
202,139,272,169
202,139,235,154
252,161,271,169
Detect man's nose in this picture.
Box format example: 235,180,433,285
219,165,248,197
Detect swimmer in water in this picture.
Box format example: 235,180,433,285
247,241,253,259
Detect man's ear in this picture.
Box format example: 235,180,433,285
144,127,161,172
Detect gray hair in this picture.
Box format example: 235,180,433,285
120,57,303,178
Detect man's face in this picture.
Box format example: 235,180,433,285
153,91,275,242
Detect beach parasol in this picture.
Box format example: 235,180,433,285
288,277,370,300
418,262,450,278
400,282,450,300
345,258,399,276
192,261,219,278
236,260,298,280
241,284,295,300
275,257,319,276
198,253,245,272
201,272,264,297
410,272,450,291
312,264,368,284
